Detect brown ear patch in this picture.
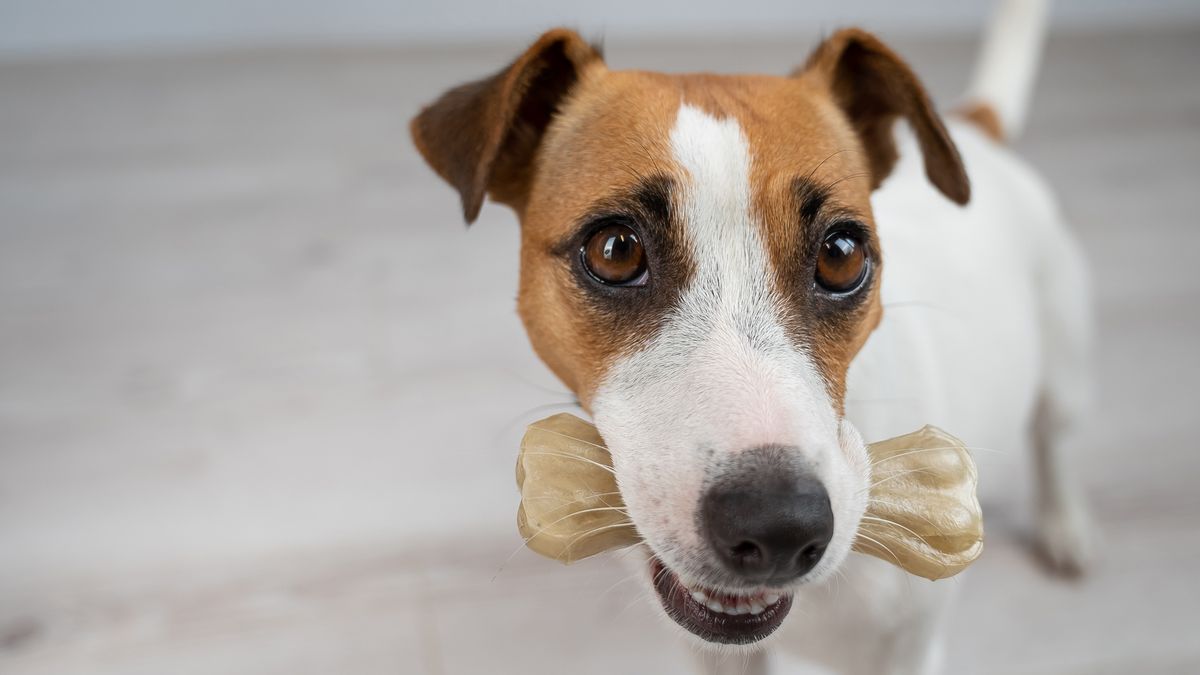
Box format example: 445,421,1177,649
800,28,970,205
409,29,603,222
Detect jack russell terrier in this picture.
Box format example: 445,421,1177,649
411,0,1093,672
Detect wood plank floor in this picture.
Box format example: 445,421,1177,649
1,26,1198,675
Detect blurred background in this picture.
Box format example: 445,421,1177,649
2,1,1199,674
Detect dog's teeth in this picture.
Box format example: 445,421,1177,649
684,587,781,615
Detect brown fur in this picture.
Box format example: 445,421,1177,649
956,101,1006,142
410,29,602,222
410,28,968,409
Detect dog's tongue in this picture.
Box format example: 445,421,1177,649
515,413,983,581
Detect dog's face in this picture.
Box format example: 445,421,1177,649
413,29,968,646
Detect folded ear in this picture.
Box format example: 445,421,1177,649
799,29,970,205
410,29,603,223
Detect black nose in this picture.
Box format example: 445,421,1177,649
700,459,834,585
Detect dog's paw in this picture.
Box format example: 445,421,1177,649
1034,499,1096,577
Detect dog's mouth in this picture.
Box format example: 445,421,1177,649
649,557,793,645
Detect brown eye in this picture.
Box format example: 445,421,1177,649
581,223,647,286
816,230,868,293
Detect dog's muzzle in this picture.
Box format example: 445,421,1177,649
648,445,833,644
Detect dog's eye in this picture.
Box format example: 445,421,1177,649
581,223,647,286
816,230,868,293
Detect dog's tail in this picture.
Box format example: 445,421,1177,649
958,0,1050,142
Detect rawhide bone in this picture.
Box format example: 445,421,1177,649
516,413,983,581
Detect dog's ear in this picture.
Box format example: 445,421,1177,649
798,29,970,205
410,29,603,223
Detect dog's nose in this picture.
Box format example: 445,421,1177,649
700,455,834,585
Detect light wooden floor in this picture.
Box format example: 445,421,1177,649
1,26,1198,675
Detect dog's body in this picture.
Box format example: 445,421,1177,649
412,1,1092,672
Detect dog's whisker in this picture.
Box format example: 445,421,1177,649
651,564,672,587
614,555,676,621
526,507,634,543
829,566,844,602
596,568,644,601
867,444,1004,468
867,497,947,531
524,490,624,508
525,490,623,499
491,539,536,583
518,450,616,475
526,427,611,452
493,400,585,442
853,533,903,566
491,506,635,582
860,515,934,549
832,566,867,605
858,467,940,495
561,520,640,551
499,368,577,400
825,170,870,190
616,588,651,620
869,446,950,467
802,147,855,184
879,443,1007,458
522,498,628,519
532,504,632,520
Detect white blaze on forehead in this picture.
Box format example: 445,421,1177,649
672,102,753,267
659,103,835,449
669,104,778,329
669,105,765,343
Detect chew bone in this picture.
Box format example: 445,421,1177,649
516,413,983,581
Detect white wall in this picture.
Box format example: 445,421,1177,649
2,0,1198,56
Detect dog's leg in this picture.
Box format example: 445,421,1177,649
1032,393,1094,575
865,581,954,675
694,649,769,675
1030,223,1096,575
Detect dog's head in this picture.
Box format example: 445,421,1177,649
412,28,968,646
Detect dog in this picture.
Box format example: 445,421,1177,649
411,0,1093,672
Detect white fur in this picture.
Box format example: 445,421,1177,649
591,104,870,593
964,0,1050,138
